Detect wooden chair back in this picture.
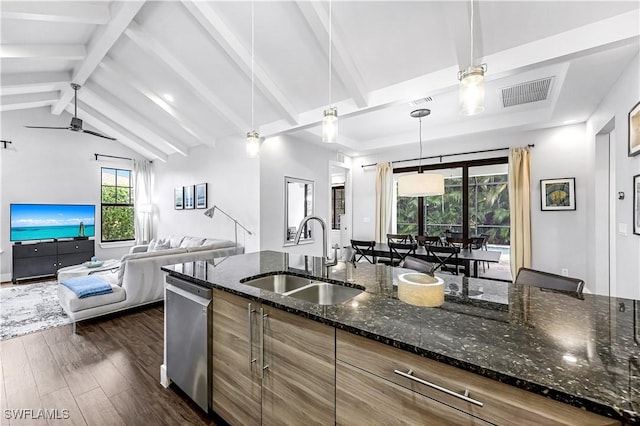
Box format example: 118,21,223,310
426,245,461,275
387,241,417,266
387,234,414,244
350,239,376,264
415,235,441,247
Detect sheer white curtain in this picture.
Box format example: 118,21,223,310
508,147,531,281
375,162,393,243
133,159,153,244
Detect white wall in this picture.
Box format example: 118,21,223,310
152,140,260,253
260,135,336,258
0,107,145,282
351,124,592,284
586,53,640,299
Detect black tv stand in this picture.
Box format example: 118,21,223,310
12,240,95,284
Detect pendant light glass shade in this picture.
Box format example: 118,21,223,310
458,65,486,116
246,130,260,158
398,173,445,197
322,107,338,144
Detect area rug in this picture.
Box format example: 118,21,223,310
0,280,71,340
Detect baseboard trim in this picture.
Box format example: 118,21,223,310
160,364,170,388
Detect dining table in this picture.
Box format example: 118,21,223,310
367,242,502,278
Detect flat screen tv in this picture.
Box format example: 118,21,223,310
10,204,95,242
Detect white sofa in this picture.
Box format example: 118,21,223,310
57,236,242,331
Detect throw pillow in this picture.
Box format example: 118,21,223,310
146,238,157,252
151,238,171,251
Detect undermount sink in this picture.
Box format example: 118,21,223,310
285,283,363,305
241,274,364,305
241,274,312,293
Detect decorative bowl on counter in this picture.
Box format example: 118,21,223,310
397,273,445,307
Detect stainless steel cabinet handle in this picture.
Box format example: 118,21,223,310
260,307,269,378
394,369,484,407
248,303,257,369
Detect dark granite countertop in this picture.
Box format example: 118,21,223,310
162,250,639,424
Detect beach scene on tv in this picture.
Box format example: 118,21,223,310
10,204,95,242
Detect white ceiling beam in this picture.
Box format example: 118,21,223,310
181,0,298,126
261,10,640,139
124,21,248,133
98,58,214,147
80,85,189,157
296,1,368,108
1,71,70,96
0,44,85,60
0,92,58,111
1,2,110,25
51,1,145,115
70,102,168,163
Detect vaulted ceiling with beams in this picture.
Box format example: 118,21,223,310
1,1,639,162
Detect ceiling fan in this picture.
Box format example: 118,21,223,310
25,83,116,140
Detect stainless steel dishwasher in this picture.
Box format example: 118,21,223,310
166,275,212,412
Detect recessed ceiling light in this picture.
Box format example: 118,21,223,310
163,94,174,103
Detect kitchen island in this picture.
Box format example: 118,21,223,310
162,250,638,425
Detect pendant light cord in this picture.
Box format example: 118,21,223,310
418,117,423,173
328,0,332,108
470,0,474,68
251,0,255,131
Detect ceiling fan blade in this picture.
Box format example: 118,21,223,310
24,126,70,130
82,129,116,140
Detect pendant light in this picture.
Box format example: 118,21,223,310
322,0,337,143
458,0,487,116
397,109,445,197
246,1,260,158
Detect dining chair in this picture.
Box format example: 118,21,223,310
387,233,414,244
383,241,416,267
445,230,463,239
514,267,585,298
400,256,435,276
446,237,471,249
350,239,377,264
415,235,441,247
426,245,461,275
469,236,488,271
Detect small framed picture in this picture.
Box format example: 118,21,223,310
634,174,640,235
174,187,184,210
540,178,576,211
184,185,195,209
629,100,640,157
195,183,208,209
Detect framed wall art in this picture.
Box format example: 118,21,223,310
540,178,576,211
195,183,208,209
634,174,640,235
184,185,195,209
629,100,640,157
174,187,184,210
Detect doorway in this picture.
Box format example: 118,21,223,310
594,121,615,297
329,161,352,252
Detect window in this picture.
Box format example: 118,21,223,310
101,167,135,242
331,185,345,230
395,158,509,246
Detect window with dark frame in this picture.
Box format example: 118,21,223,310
395,157,509,245
331,185,345,230
101,167,135,242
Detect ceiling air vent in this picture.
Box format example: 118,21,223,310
409,96,433,106
501,77,553,108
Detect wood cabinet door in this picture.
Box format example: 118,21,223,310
211,290,261,426
336,361,491,426
261,307,335,426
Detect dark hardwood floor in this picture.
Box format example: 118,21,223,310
0,305,217,425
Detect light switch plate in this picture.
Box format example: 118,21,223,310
618,223,628,236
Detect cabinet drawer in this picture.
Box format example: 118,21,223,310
13,256,59,279
337,360,490,426
336,330,618,426
13,243,57,258
58,253,93,268
57,240,94,255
